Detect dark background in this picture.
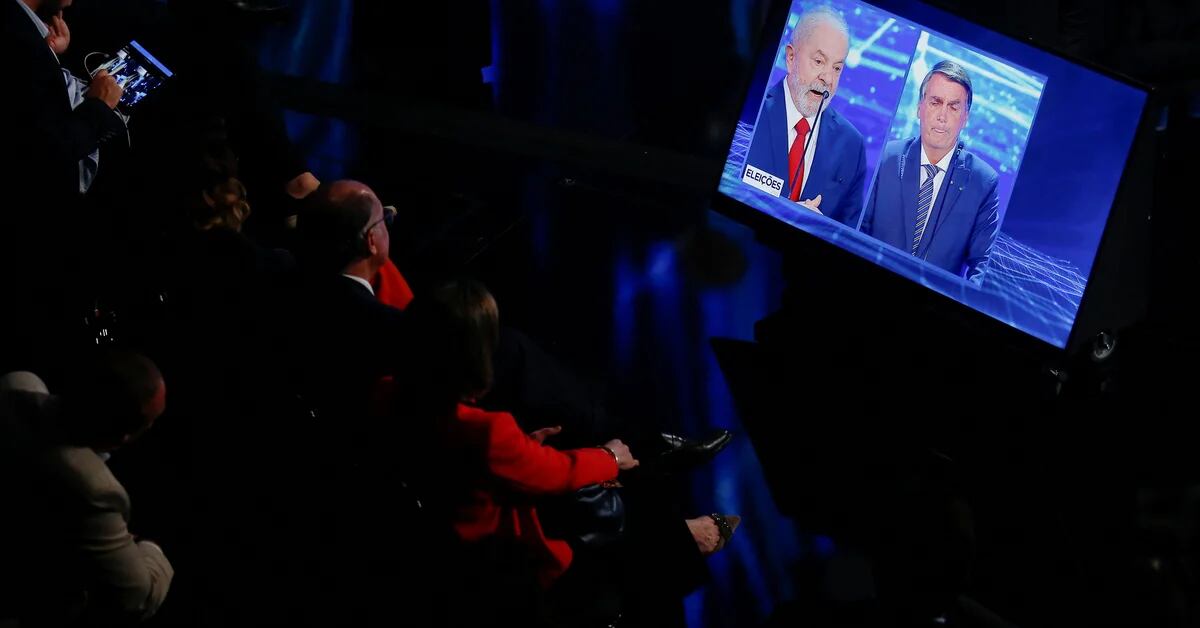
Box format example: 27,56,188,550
51,1,1200,626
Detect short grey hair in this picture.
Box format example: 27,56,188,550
791,5,851,48
919,60,974,111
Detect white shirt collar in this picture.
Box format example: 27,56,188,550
342,274,375,297
920,143,955,173
781,78,824,198
14,0,49,39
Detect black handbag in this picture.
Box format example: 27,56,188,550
539,483,626,549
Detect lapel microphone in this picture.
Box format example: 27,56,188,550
789,89,831,199
920,140,966,260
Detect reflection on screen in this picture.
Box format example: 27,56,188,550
718,0,1146,348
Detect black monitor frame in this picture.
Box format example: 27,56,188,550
711,0,1159,360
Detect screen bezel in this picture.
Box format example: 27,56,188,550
711,0,1155,355
109,39,174,114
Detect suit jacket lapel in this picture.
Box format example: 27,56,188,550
766,83,790,177
917,154,971,259
11,3,61,70
902,138,922,245
800,109,837,201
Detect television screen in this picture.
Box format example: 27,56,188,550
718,0,1148,348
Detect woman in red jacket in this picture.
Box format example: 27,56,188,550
399,280,638,587
397,280,737,626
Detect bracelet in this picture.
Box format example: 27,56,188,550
600,446,620,466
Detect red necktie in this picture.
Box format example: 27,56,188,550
788,117,811,201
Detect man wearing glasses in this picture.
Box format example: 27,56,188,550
340,196,397,296
291,181,407,424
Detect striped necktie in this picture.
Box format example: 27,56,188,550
912,163,941,254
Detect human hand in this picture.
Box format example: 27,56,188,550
46,12,70,56
285,171,321,199
799,193,823,214
86,70,123,109
602,439,638,471
686,517,720,554
529,425,562,444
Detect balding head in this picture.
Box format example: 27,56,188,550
297,180,391,277
59,348,165,451
322,180,377,206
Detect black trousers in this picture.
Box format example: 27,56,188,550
473,328,710,626
547,471,709,628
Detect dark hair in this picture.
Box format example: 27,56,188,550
188,118,252,232
402,279,500,408
296,184,376,273
919,60,973,111
59,348,164,447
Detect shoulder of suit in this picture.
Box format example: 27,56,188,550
766,79,785,99
456,403,509,424
824,108,865,144
336,274,372,293
1,371,49,395
881,137,909,160
962,148,999,182
327,275,378,304
1,374,54,446
42,445,130,511
458,404,529,439
453,404,522,447
1,13,54,61
1,1,37,36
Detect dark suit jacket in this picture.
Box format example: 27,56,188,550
1,0,125,201
290,275,409,426
1,1,128,371
0,372,174,625
861,137,1001,282
744,80,868,227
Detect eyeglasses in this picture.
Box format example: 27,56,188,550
362,205,397,235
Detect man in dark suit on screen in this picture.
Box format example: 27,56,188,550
743,5,868,227
861,61,1001,283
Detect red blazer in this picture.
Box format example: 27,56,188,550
437,404,618,586
367,259,412,414
372,258,414,311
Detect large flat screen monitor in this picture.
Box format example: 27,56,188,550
718,0,1149,348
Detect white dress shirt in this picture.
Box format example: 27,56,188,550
919,145,955,214
782,78,823,198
